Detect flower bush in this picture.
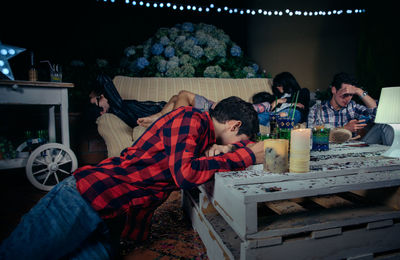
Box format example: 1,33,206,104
119,22,266,78
63,22,270,112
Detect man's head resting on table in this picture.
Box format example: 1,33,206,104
210,96,259,144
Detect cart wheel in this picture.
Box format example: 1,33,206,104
26,143,78,191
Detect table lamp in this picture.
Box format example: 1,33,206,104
375,86,400,158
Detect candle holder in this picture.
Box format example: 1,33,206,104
277,117,295,140
312,126,330,151
263,139,289,173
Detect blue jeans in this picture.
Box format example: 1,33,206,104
0,176,113,260
361,123,394,146
258,111,270,126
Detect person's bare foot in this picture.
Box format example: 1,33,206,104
137,113,161,127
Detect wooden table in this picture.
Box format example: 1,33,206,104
183,142,400,259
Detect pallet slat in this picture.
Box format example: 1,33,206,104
265,200,306,215
310,195,352,208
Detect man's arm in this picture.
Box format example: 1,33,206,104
355,87,376,109
165,116,256,190
341,85,377,109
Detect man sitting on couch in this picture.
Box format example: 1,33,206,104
308,72,393,145
0,96,264,259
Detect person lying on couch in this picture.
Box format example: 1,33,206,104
137,89,284,128
0,96,264,259
88,74,167,128
138,71,308,128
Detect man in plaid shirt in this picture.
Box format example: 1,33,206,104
308,72,393,145
0,96,264,259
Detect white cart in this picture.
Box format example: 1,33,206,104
0,80,78,191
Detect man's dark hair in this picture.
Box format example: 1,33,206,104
272,72,301,98
209,96,259,141
252,91,275,104
330,72,359,90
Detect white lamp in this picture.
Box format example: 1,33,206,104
375,86,400,158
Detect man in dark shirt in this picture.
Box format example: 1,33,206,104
89,74,167,128
0,96,264,259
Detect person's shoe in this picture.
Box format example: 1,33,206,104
330,128,352,143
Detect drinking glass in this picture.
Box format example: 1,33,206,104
311,127,330,151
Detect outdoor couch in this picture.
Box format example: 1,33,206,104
96,76,273,157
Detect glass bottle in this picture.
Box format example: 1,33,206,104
28,51,38,81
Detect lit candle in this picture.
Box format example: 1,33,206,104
290,128,311,173
264,139,289,173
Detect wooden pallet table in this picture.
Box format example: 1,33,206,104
183,142,400,259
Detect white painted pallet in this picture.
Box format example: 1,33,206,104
217,144,400,186
204,143,400,240
183,188,400,260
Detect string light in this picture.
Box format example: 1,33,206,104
99,0,366,17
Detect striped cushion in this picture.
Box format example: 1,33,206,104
113,76,273,103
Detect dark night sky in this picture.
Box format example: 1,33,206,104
2,0,399,86
3,0,250,80
1,0,399,143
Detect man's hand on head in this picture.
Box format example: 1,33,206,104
338,84,363,97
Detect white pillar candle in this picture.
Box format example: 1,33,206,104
290,128,311,173
264,139,289,173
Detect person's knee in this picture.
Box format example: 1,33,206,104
170,94,178,102
178,90,191,98
177,90,195,105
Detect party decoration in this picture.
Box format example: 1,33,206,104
0,41,26,80
101,0,366,17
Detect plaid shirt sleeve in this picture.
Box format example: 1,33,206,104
351,101,377,120
164,108,256,190
252,102,272,113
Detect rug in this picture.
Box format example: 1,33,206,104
0,170,208,260
123,191,208,260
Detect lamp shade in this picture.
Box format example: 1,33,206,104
375,87,400,124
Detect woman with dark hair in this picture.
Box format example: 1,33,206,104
272,71,310,124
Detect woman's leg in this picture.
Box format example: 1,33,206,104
173,90,196,109
137,90,197,127
137,94,178,127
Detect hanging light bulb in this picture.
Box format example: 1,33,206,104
104,1,366,18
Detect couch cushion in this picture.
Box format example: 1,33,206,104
113,76,273,103
97,113,133,157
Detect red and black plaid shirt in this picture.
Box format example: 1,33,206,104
73,106,255,241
